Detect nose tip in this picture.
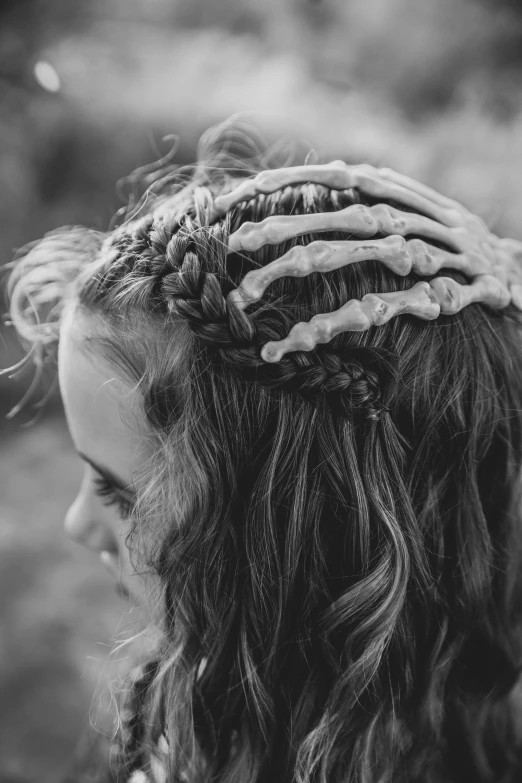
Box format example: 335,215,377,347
64,502,118,553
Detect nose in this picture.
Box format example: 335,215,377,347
64,473,118,553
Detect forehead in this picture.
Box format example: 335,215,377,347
58,303,154,480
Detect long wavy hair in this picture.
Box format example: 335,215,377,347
5,120,522,783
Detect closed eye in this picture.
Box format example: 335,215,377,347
93,475,135,520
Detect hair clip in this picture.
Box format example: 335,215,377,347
259,275,509,363
217,162,522,362
214,161,488,235
226,235,494,312
227,202,496,258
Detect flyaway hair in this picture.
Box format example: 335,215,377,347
5,118,522,783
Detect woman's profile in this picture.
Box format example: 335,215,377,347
4,118,522,783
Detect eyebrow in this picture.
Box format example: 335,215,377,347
77,451,136,496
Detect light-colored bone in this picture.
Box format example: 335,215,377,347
214,162,522,358
494,238,522,283
226,236,492,312
228,203,486,256
259,274,512,363
510,285,522,310
216,160,522,298
497,236,522,259
377,167,489,236
260,282,440,362
495,239,522,309
487,238,522,303
377,167,466,213
214,161,479,231
429,273,510,314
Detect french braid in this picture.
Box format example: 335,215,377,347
98,186,394,422
164,247,390,419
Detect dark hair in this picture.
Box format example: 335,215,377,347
6,120,522,783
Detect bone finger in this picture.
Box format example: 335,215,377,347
228,203,482,255
214,162,350,215
228,204,377,253
227,236,492,312
376,167,489,237
487,242,522,289
494,236,522,255
377,167,466,211
260,273,513,363
356,165,492,240
496,237,522,280
349,168,467,229
510,284,522,311
227,236,408,311
260,282,441,362
215,161,468,230
429,274,510,315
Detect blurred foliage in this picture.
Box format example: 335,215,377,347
3,1,522,780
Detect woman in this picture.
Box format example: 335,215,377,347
5,119,522,783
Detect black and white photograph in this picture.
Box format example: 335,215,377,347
2,1,522,781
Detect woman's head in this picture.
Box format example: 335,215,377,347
6,122,522,782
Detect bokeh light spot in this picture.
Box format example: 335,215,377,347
34,60,61,93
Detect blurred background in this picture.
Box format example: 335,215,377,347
2,0,522,780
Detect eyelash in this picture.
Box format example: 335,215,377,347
93,476,134,520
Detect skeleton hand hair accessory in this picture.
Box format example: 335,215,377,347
214,162,522,363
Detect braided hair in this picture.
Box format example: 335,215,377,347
8,122,522,783
87,181,398,426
